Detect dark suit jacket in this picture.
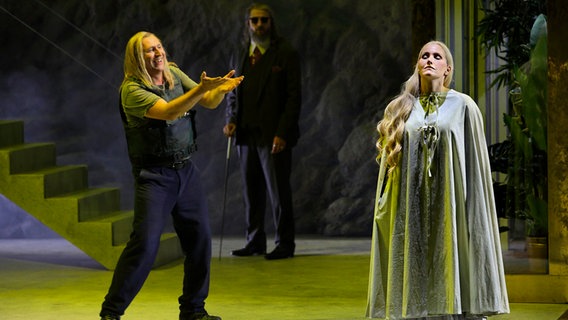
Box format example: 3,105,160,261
226,37,301,147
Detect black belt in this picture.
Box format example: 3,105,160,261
131,144,196,169
132,155,191,169
168,158,190,169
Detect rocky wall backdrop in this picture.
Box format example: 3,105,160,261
0,0,412,238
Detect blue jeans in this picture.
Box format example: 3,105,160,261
101,160,211,317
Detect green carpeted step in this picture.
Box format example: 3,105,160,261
88,210,134,246
11,165,88,198
0,119,184,270
47,187,122,221
0,120,24,148
0,143,56,175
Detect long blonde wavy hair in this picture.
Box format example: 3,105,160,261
121,31,174,90
376,41,454,173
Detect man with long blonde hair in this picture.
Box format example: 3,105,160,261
99,31,243,320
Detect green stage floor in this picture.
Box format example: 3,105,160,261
0,237,565,320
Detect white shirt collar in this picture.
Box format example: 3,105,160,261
249,39,270,55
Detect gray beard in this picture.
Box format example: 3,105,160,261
250,31,270,44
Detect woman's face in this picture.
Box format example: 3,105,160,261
417,43,450,83
142,35,166,76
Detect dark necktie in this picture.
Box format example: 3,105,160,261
250,47,262,66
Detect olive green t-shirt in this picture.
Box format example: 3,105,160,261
120,65,198,127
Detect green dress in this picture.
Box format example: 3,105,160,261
366,90,509,319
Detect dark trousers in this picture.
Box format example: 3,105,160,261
100,161,211,317
237,137,295,250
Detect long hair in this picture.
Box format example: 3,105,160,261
121,31,174,90
376,41,454,173
241,3,280,46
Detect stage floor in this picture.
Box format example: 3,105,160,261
0,237,565,320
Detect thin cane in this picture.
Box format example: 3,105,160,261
218,136,232,260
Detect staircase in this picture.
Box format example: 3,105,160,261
0,120,183,270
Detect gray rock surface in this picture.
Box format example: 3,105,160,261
0,0,411,238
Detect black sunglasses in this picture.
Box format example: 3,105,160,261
249,17,270,24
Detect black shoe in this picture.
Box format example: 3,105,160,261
231,245,266,256
181,312,222,320
265,245,294,260
101,314,120,320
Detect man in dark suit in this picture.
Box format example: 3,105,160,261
223,2,301,260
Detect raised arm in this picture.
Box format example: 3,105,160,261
145,70,243,120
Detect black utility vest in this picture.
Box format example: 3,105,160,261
119,76,197,168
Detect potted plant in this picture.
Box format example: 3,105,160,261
478,1,548,272
507,20,548,271
507,22,548,238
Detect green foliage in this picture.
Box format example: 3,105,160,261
477,0,547,89
506,33,548,236
479,0,548,237
513,36,548,152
